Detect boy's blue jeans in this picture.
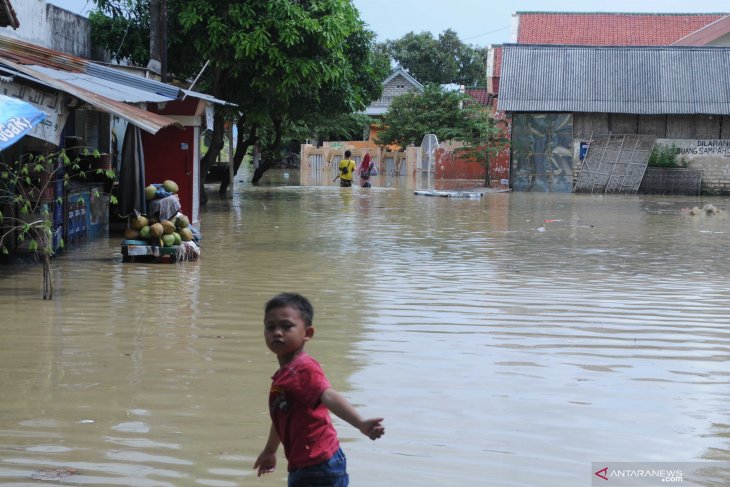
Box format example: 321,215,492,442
288,447,348,487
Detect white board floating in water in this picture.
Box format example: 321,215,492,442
414,190,483,199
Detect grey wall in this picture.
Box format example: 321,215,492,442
47,4,91,59
573,113,730,139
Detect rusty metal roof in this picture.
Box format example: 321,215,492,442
29,65,176,103
0,33,230,133
2,58,180,134
0,0,19,30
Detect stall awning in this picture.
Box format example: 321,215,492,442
0,93,46,150
1,58,180,135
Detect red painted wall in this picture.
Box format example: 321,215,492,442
434,145,510,189
142,98,202,220
141,125,194,218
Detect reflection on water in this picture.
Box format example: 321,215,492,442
1,169,729,486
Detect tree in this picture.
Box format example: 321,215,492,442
376,83,466,150
176,0,389,190
90,0,199,80
453,103,510,187
385,29,487,86
0,150,116,299
90,0,389,196
376,84,509,185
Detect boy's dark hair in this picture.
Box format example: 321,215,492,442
265,293,314,326
344,150,351,158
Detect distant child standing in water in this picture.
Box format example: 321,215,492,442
254,293,385,486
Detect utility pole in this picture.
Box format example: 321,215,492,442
160,0,167,82
147,0,164,81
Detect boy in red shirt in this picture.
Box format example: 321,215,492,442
254,293,385,486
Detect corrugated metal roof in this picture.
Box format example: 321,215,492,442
29,65,175,103
182,89,232,106
86,63,181,100
0,33,234,134
0,33,229,105
2,58,180,134
498,44,730,115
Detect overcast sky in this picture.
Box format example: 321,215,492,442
53,0,730,47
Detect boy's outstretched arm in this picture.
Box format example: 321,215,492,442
320,388,385,440
253,423,281,477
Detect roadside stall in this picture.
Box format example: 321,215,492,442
120,179,201,263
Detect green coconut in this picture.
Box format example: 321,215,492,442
161,220,176,235
172,232,182,245
150,222,164,238
139,225,151,239
130,215,148,230
179,227,194,242
175,214,190,229
163,179,179,194
162,234,176,247
145,184,158,200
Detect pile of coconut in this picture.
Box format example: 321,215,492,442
122,179,197,247
124,213,194,247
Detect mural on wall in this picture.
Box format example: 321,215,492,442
511,113,573,192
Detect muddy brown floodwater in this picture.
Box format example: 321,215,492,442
1,168,729,486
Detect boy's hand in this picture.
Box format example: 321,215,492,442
359,418,385,441
253,451,277,477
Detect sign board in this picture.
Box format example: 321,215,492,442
0,81,68,146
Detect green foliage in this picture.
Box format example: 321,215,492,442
90,0,389,185
90,5,150,66
453,104,510,186
289,113,375,144
90,0,203,80
376,84,509,185
0,149,116,298
384,29,487,85
376,84,466,150
648,144,685,168
178,0,389,184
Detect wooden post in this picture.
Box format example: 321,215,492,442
227,127,234,199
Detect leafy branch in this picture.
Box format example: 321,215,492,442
0,148,117,299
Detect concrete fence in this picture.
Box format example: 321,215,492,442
300,142,505,190
300,144,417,186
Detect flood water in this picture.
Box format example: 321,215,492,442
1,168,730,486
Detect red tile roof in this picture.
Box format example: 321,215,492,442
464,87,496,108
516,12,727,45
672,15,730,45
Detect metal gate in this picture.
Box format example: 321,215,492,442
574,134,655,194
511,113,574,192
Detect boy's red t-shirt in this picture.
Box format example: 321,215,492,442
269,352,340,471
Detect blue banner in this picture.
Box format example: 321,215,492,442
0,94,48,151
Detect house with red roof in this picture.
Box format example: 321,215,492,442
482,11,730,193
487,12,730,98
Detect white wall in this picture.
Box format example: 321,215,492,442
2,0,91,58
3,0,49,47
